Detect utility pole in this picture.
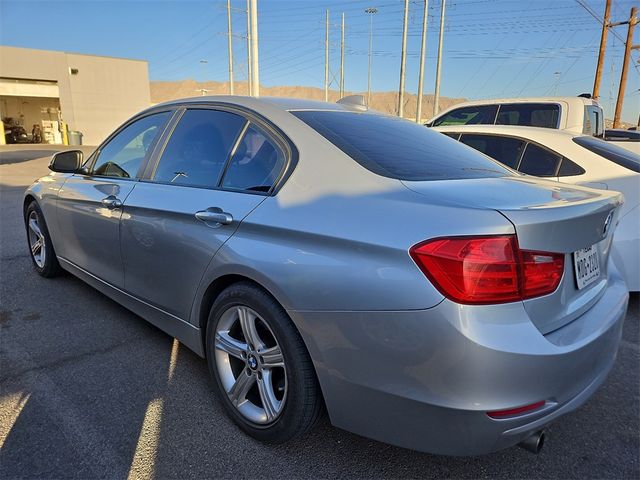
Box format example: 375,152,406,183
416,0,429,123
227,0,235,95
613,7,638,128
340,13,345,98
593,0,612,100
249,0,260,97
246,0,252,95
433,0,446,116
199,59,208,96
325,10,330,102
398,0,409,117
365,7,378,107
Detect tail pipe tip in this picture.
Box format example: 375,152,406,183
518,430,546,454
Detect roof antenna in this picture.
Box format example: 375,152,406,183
337,94,368,111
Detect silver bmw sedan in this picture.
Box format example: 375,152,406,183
23,96,629,455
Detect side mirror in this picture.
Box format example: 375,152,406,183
49,150,83,173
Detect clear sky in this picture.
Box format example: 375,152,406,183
1,0,638,123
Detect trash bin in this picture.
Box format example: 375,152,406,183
68,131,83,146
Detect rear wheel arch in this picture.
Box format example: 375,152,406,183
198,274,296,349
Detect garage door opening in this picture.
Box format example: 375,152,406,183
1,78,64,144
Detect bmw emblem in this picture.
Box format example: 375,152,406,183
603,211,614,237
248,355,258,370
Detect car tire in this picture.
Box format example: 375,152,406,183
206,282,323,443
24,201,63,278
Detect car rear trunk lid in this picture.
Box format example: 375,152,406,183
403,176,623,334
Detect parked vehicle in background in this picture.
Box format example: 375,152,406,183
24,96,628,456
604,129,640,154
3,122,30,144
434,124,639,291
426,96,604,137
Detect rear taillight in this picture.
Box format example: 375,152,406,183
409,235,564,305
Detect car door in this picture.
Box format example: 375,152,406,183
55,110,173,287
120,107,287,321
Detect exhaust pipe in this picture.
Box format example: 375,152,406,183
518,431,545,454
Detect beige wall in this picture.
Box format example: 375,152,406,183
0,46,150,145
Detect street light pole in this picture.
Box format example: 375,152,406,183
398,0,409,117
249,0,260,97
365,7,378,107
227,0,235,95
199,59,208,96
416,0,428,123
433,0,446,116
340,12,345,98
325,9,330,102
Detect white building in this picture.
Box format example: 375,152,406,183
0,46,151,145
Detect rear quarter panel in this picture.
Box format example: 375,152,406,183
189,115,516,315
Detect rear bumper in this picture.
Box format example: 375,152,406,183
289,266,628,456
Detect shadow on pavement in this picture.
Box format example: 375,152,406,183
0,150,59,165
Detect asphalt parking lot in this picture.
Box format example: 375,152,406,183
1,145,638,479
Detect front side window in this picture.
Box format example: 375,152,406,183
518,143,562,177
92,111,171,178
153,109,246,188
496,104,560,129
293,111,512,181
431,105,498,127
221,125,286,192
459,134,526,169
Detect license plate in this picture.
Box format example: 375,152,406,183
573,245,600,290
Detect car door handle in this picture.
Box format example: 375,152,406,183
195,209,233,225
101,196,122,209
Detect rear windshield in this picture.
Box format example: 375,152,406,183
573,136,640,173
292,110,512,181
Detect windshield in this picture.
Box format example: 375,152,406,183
292,110,513,181
573,136,640,172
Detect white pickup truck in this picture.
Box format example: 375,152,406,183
426,96,605,137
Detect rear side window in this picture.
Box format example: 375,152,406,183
519,143,562,177
459,134,525,169
573,135,640,172
153,109,246,188
292,111,512,181
222,124,286,192
584,106,604,137
431,105,498,127
496,104,560,129
557,158,585,176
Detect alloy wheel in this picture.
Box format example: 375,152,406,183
214,305,287,424
27,210,46,268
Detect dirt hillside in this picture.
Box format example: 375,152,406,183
150,80,466,121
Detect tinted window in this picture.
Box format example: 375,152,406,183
154,109,246,187
92,112,171,178
557,157,585,177
441,132,460,140
459,134,525,169
496,104,560,129
584,106,604,137
518,143,562,177
573,136,640,173
222,125,285,192
293,111,512,181
431,105,498,127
